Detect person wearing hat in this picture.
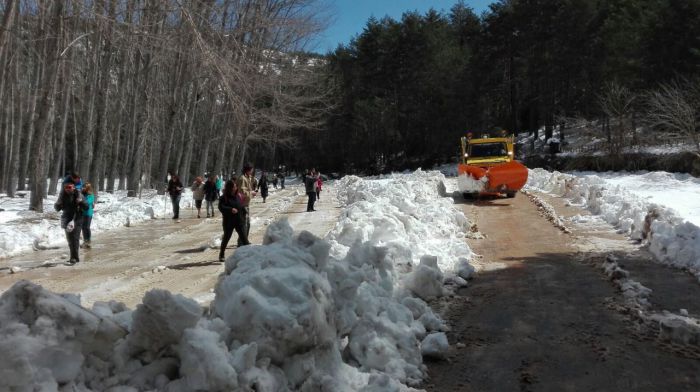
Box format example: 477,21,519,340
235,163,257,245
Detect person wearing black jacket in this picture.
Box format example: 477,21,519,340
259,172,269,203
304,169,317,212
218,180,250,261
55,179,89,264
203,176,219,218
167,174,184,222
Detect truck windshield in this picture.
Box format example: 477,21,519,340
469,142,508,158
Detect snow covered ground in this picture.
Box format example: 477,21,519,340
0,180,292,259
526,169,700,276
0,170,477,391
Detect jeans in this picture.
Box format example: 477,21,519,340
306,192,316,211
206,200,215,216
220,215,249,258
238,206,250,246
66,224,82,261
82,215,92,241
171,194,181,218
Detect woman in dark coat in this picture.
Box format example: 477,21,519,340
259,172,269,203
218,180,250,261
167,174,184,221
55,179,89,264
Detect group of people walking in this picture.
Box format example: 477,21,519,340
303,169,323,212
55,165,320,265
55,172,95,265
166,164,262,262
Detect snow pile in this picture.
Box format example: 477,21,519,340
0,189,183,258
457,173,487,194
0,169,477,391
526,168,700,275
521,190,571,233
331,169,476,279
601,255,651,309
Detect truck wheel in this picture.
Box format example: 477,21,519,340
506,191,517,198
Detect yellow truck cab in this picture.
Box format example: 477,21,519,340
457,131,527,198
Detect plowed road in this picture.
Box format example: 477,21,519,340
423,190,700,391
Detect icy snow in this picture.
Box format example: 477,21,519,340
526,168,700,275
0,170,474,391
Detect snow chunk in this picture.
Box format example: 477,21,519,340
403,255,445,300
421,332,449,359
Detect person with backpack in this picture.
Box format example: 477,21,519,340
203,176,219,218
55,179,88,264
81,182,95,249
218,180,249,261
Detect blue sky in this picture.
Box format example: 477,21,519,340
315,0,494,53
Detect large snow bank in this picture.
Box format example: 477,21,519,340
330,169,476,281
526,168,700,275
0,189,176,258
0,170,475,391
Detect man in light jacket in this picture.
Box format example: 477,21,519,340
235,163,257,245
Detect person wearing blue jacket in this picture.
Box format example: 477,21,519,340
81,183,95,249
63,172,83,191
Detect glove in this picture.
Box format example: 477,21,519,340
65,221,75,233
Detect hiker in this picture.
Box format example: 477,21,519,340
167,174,184,222
55,179,88,264
315,173,323,201
304,169,317,212
203,176,219,218
63,172,83,191
259,171,269,203
191,176,205,218
278,172,285,189
215,175,223,193
218,180,249,261
235,164,257,245
81,182,95,249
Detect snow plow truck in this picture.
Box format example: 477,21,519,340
458,131,528,198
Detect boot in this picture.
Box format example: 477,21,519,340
84,240,91,249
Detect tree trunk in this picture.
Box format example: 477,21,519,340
0,0,18,60
89,0,115,194
29,2,63,212
48,52,73,196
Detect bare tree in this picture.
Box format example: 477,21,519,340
645,79,700,157
598,82,637,157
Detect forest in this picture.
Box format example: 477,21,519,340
0,0,699,211
311,0,700,173
0,0,330,211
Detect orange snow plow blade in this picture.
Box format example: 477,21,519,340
458,161,528,194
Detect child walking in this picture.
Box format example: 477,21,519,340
81,183,95,249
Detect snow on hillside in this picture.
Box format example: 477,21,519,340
0,170,475,391
526,169,700,276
